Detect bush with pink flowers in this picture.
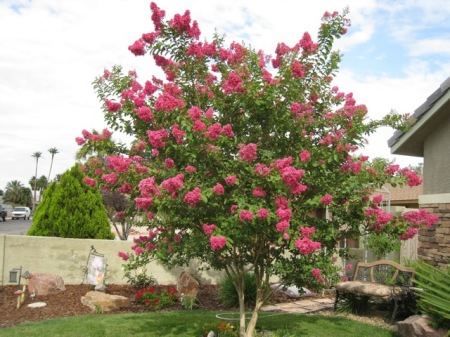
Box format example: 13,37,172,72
77,3,437,336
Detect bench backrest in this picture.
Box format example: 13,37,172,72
353,260,415,286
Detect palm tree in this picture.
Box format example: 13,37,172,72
31,151,42,210
4,180,29,206
47,147,59,185
37,175,48,202
5,180,24,203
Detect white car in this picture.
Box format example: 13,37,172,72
12,206,31,220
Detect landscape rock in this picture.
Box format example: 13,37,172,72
270,283,313,298
81,291,131,313
397,314,448,337
27,273,66,296
95,284,106,292
177,271,199,299
28,302,47,308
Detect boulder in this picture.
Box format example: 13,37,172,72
27,273,66,296
270,283,313,298
81,291,131,313
397,315,448,337
177,271,199,299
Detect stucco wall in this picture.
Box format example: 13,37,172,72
0,235,224,286
423,116,450,194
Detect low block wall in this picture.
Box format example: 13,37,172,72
0,235,224,286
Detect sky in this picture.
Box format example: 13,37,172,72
1,0,450,192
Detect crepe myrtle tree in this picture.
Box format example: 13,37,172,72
77,3,438,336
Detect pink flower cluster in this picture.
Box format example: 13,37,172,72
184,187,202,206
222,71,246,94
254,163,270,176
291,60,304,78
257,208,269,219
319,194,333,205
161,174,184,193
238,143,257,162
239,210,254,222
384,164,400,175
295,237,321,255
299,32,318,54
300,226,315,238
202,223,216,235
205,123,222,139
147,129,169,148
105,99,122,112
280,166,307,194
171,124,185,144
225,175,236,185
212,183,225,195
150,2,165,30
299,150,311,162
400,168,423,187
106,156,133,173
131,230,159,254
129,39,146,56
135,197,153,210
364,207,394,232
230,204,238,214
118,252,130,261
400,227,419,241
138,177,160,197
210,236,227,250
252,186,266,197
136,106,154,122
275,196,288,209
168,9,200,39
276,220,289,233
76,129,112,145
154,92,185,112
402,209,439,227
372,194,383,204
165,158,175,169
188,106,202,120
276,208,292,221
102,172,117,185
295,226,321,255
311,268,322,281
118,183,133,194
84,177,96,187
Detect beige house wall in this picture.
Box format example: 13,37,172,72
0,235,224,286
423,116,450,194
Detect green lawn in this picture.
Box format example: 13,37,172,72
0,311,400,337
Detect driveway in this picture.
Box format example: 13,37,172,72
0,218,33,235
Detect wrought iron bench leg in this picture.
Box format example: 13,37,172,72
334,290,340,311
391,297,399,323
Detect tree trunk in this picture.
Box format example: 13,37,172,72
244,290,265,336
238,280,246,337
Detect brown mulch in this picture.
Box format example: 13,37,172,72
0,284,397,331
0,283,299,329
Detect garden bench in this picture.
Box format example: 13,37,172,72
333,260,415,321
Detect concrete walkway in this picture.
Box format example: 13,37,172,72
261,297,335,314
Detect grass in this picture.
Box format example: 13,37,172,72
0,311,400,337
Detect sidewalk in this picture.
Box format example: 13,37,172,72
261,297,335,314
